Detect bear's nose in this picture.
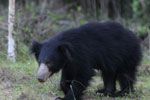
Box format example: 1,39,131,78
37,63,52,83
37,78,45,83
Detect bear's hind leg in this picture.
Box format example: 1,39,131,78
116,73,135,97
97,72,116,96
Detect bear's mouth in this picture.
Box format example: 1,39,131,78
37,63,53,83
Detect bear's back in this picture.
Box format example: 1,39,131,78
46,21,141,71
56,21,139,49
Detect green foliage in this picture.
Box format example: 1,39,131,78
16,42,31,62
137,26,150,35
77,6,81,12
132,0,150,23
12,1,92,47
132,0,141,17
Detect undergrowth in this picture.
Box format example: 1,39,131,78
0,41,150,100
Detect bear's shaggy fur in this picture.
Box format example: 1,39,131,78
31,21,142,100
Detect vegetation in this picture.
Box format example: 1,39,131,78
0,0,150,100
0,46,150,100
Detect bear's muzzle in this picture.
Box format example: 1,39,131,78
37,63,52,83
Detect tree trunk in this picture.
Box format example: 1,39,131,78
148,33,150,60
112,0,121,21
7,0,16,62
100,0,109,18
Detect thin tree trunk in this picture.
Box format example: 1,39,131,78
100,0,109,18
7,0,16,62
40,0,47,14
148,33,150,51
112,0,121,21
92,0,97,18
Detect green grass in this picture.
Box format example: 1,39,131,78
0,45,150,100
0,57,61,100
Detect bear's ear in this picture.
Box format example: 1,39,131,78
58,43,72,62
30,41,42,60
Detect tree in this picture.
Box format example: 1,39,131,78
147,33,150,58
7,0,16,62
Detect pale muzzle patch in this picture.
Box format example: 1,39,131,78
37,63,52,83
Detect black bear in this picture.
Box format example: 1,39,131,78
30,21,142,100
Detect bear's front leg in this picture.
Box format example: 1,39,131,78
60,69,72,95
55,63,94,100
56,77,91,100
55,79,87,100
62,79,88,100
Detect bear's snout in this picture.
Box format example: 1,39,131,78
37,63,52,83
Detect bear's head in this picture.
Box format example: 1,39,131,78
30,40,72,83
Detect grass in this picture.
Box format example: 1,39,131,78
0,58,61,100
0,44,150,100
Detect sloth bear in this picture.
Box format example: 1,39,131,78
30,21,142,100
